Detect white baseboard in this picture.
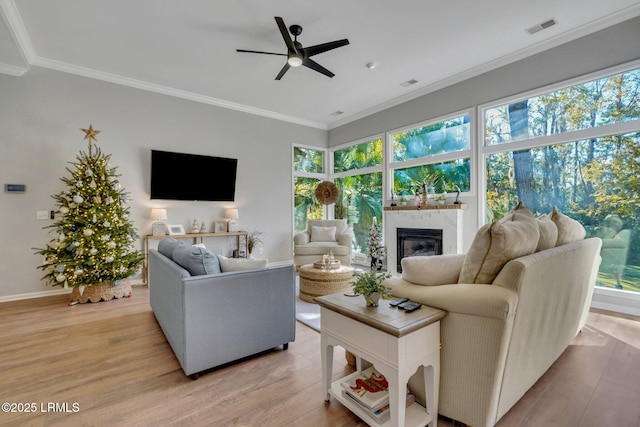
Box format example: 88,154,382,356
0,288,72,303
591,287,640,317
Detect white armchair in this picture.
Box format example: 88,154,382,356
293,219,353,266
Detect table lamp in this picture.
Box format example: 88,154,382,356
226,208,239,232
151,208,168,236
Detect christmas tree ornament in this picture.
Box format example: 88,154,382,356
78,285,85,296
85,169,93,176
101,235,110,241
103,221,111,227
92,214,97,223
105,256,114,263
90,180,97,189
58,232,65,242
83,229,94,236
89,248,98,255
56,274,66,282
108,241,116,248
74,268,83,275
56,264,65,272
73,195,84,204
60,206,69,214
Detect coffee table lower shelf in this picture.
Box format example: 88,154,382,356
329,371,432,427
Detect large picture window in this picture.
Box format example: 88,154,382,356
482,64,640,293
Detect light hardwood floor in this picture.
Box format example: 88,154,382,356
0,287,638,427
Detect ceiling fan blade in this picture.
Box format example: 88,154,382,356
275,16,297,54
275,63,291,80
236,49,286,56
303,39,350,57
302,58,335,78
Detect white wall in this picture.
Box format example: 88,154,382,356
328,15,640,251
0,66,326,299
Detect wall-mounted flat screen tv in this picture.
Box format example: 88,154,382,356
150,149,237,201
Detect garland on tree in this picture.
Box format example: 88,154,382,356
35,125,143,289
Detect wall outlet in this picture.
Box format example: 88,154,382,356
36,210,49,220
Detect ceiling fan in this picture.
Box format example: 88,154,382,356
236,16,349,80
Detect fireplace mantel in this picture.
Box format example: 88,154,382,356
384,207,465,275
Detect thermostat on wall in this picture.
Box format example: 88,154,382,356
5,184,26,193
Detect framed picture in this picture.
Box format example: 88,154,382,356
167,224,186,235
214,221,227,233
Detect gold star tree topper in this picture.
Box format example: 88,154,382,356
81,124,101,149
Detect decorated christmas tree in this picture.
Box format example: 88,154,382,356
366,217,386,270
35,125,143,303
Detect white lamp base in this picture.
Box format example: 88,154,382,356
152,222,166,236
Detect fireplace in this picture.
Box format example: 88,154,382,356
396,228,443,273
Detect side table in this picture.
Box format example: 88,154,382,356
316,292,446,427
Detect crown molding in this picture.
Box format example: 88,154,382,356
327,4,640,130
0,62,27,76
30,56,327,129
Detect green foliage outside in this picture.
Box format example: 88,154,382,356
35,143,143,288
485,69,640,292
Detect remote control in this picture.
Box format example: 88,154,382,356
389,297,410,307
399,301,421,312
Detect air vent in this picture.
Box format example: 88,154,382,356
525,18,557,35
400,79,418,87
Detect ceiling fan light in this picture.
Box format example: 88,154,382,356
287,55,303,67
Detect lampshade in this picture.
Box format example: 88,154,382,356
225,208,239,219
150,208,167,221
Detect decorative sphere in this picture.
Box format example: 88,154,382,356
60,206,69,214
108,241,116,248
89,248,98,255
83,229,94,236
73,195,84,204
55,264,65,272
105,256,114,263
114,280,120,286
69,226,77,232
85,169,93,176
74,268,83,275
56,274,65,282
103,221,111,227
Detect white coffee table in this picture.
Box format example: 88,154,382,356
316,292,446,427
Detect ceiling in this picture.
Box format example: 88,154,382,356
2,0,640,130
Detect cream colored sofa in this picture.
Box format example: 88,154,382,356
293,219,353,266
383,204,602,427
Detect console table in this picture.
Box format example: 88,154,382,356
142,231,248,284
316,292,446,427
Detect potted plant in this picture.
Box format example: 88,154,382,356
352,262,392,307
247,230,265,258
435,193,446,205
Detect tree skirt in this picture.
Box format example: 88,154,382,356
69,281,132,304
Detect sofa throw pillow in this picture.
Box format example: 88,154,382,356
157,237,185,260
550,206,586,246
172,245,221,276
310,226,337,242
536,215,558,252
217,255,267,272
459,202,539,284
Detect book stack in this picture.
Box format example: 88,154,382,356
340,366,415,424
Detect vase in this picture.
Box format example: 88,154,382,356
364,292,380,307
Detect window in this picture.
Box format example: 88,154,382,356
390,113,472,198
293,146,325,233
482,64,640,293
333,137,384,253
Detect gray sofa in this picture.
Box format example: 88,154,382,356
149,248,296,378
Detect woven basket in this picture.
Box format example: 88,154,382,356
299,265,354,303
69,280,132,304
